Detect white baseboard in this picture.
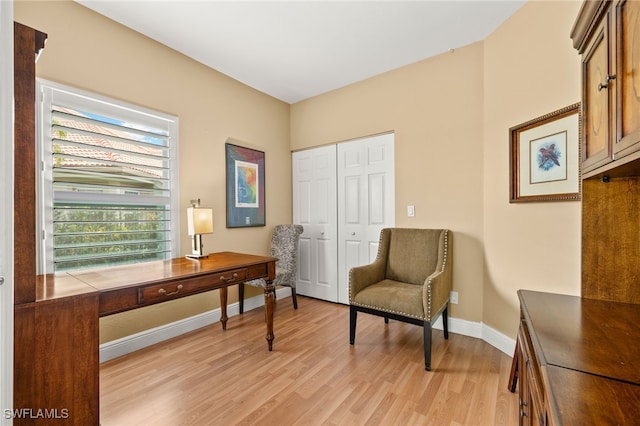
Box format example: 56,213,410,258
99,288,289,363
100,293,516,363
433,315,516,356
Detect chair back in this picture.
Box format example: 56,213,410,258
270,224,304,274
382,228,445,285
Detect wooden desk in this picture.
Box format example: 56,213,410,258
509,290,640,425
16,252,276,425
68,251,278,349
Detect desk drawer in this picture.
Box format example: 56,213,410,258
138,268,247,304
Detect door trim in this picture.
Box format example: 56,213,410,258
1,1,15,420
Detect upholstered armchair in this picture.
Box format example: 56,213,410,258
239,224,304,314
349,228,452,371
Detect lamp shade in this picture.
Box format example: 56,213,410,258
187,207,213,235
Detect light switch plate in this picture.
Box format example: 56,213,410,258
407,205,415,217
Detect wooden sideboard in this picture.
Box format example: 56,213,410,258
513,290,640,425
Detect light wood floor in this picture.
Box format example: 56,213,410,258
100,296,519,425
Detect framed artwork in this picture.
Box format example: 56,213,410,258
509,103,581,203
225,142,266,227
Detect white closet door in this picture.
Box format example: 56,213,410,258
337,133,395,304
292,145,338,302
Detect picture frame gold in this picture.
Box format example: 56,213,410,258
509,103,581,203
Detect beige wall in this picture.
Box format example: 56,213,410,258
15,1,292,343
291,42,486,323
291,0,583,338
483,0,582,338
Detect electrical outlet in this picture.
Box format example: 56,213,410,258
407,205,415,217
450,291,458,304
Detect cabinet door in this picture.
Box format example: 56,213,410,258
613,0,640,157
15,294,100,425
582,17,613,173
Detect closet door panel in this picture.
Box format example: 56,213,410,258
292,146,338,302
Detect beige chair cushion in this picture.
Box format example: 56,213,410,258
351,279,424,320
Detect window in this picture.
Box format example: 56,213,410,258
37,80,179,274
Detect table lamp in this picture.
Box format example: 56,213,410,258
186,198,213,259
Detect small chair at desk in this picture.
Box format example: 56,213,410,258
239,224,303,314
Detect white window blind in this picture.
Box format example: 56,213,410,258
37,80,179,273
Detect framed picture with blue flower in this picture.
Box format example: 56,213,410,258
509,103,581,203
225,142,266,227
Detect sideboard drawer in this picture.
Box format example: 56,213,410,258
139,268,248,304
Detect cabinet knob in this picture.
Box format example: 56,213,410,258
598,74,616,91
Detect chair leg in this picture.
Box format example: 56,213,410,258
384,317,389,324
424,320,432,371
291,287,298,309
443,305,449,340
349,306,357,344
239,283,245,314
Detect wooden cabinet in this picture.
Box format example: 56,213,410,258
571,0,640,304
572,0,640,177
511,5,640,420
13,22,100,425
15,287,99,425
513,291,640,425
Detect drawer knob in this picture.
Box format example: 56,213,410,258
158,284,183,296
220,273,239,283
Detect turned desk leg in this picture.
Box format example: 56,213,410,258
264,281,275,351
219,286,228,330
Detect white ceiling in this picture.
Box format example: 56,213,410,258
76,1,525,104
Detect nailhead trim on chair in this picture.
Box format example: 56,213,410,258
426,230,448,322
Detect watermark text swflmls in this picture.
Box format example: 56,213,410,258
4,408,69,419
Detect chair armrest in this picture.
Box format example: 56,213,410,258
348,258,386,302
423,230,453,321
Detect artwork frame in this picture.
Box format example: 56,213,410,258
509,103,582,203
225,142,266,227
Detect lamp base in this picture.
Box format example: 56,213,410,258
186,253,209,260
